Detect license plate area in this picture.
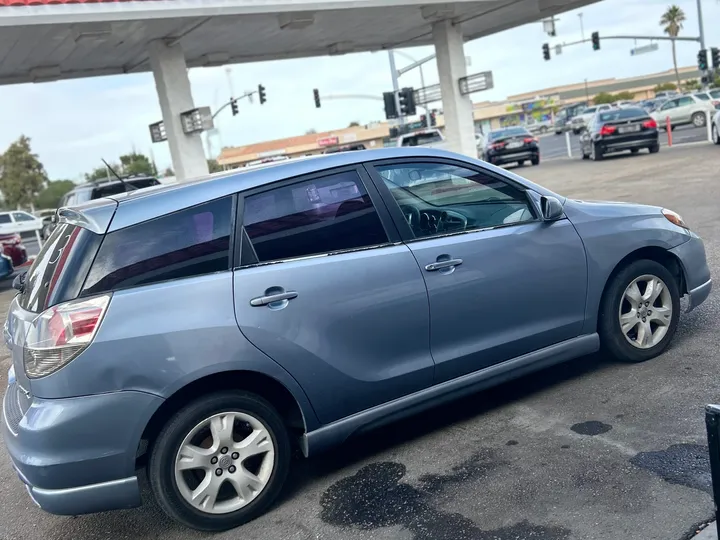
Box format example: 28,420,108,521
618,125,640,134
507,141,523,149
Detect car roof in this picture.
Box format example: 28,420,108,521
100,147,557,232
71,175,158,191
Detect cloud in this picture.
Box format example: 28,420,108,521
1,0,717,180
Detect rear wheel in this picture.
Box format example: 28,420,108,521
590,144,603,161
649,144,660,154
692,112,706,128
531,155,540,166
149,391,291,531
712,123,720,145
599,259,680,363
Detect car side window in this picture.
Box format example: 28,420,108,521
678,97,694,106
12,212,35,222
82,196,233,294
0,214,11,224
241,169,388,265
374,162,535,240
661,100,677,110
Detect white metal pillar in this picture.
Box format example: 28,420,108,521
432,20,476,157
148,40,208,181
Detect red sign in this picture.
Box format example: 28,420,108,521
316,136,339,147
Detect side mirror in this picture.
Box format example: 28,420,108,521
540,195,564,221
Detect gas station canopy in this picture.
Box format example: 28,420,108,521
0,0,597,85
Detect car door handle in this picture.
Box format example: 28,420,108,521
424,258,463,272
250,291,298,307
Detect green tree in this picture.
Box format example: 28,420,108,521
681,78,701,91
162,167,174,177
207,159,223,173
654,82,678,92
305,128,317,135
0,135,47,208
119,152,156,176
348,121,360,127
660,5,686,89
35,179,75,209
592,92,616,104
613,91,637,101
85,165,116,182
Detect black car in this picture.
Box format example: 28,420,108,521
481,127,540,167
580,107,659,161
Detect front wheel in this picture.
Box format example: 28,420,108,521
712,123,720,145
598,259,680,363
149,391,291,531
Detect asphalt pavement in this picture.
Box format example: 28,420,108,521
538,125,711,161
1,144,719,540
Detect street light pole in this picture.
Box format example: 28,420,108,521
387,50,405,125
696,0,706,51
578,12,585,41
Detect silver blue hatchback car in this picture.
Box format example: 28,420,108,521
2,148,711,531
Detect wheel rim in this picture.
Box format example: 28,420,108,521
618,274,673,349
693,114,704,127
174,411,275,515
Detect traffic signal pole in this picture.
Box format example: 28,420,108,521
387,51,405,126
212,90,257,119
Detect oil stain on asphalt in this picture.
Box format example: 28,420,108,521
319,451,571,540
630,443,711,494
570,421,612,436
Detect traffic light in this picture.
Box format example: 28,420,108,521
398,87,416,116
230,98,238,116
711,47,720,70
383,91,398,119
420,114,428,128
258,84,267,105
430,111,437,126
313,88,321,108
698,49,708,71
542,43,550,61
591,32,600,51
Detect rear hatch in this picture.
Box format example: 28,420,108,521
597,109,656,141
4,199,115,410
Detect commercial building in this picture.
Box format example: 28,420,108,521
218,65,703,168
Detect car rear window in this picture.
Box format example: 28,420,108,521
18,223,102,313
598,108,648,122
91,178,160,199
82,196,233,295
489,127,528,141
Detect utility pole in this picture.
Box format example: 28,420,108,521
387,50,405,126
584,79,589,101
697,0,706,51
578,12,585,41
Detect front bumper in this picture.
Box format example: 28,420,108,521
3,385,163,515
669,233,712,313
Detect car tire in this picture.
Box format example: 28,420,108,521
649,144,660,154
630,149,639,154
598,259,680,363
590,144,603,161
531,156,540,166
712,123,720,145
691,112,706,128
148,391,291,532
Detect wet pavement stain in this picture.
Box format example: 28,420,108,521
319,457,571,540
505,440,519,446
630,443,711,494
418,448,506,494
570,421,612,436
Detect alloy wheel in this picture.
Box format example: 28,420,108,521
618,274,673,349
713,124,719,145
174,411,275,514
692,113,706,128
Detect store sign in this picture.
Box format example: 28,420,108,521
317,136,339,147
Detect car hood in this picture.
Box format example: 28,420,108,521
565,198,663,216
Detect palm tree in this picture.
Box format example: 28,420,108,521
660,5,686,89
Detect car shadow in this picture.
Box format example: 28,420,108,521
281,352,610,502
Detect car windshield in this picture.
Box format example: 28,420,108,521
488,127,528,141
710,90,720,99
694,93,710,101
598,108,647,122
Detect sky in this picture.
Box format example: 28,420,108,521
1,0,719,181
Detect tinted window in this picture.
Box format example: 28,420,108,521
375,162,535,239
489,127,528,140
695,93,710,101
0,214,11,224
678,96,694,106
710,90,720,99
12,212,35,222
83,197,233,294
661,100,678,110
242,170,387,264
598,108,648,122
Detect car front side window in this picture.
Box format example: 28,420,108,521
661,100,678,110
373,162,536,239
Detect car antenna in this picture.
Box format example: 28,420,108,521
101,159,138,191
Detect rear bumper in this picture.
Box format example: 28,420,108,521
598,133,658,153
489,149,539,164
2,385,163,515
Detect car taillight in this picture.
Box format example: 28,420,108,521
600,125,617,136
642,119,658,129
490,142,505,150
523,137,537,144
24,294,111,378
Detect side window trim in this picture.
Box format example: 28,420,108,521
233,165,402,269
363,157,541,243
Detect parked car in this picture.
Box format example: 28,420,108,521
0,253,13,280
641,98,664,113
44,175,162,238
525,118,553,134
554,102,589,134
570,104,614,134
3,148,711,531
712,108,720,145
580,107,659,161
323,143,367,154
34,209,57,239
654,90,679,100
0,211,43,237
0,233,28,267
396,128,451,150
693,90,720,108
480,126,539,166
651,94,716,129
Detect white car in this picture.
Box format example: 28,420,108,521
396,128,452,150
0,210,43,236
651,94,716,129
570,104,613,133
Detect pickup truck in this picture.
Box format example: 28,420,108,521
396,128,452,150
